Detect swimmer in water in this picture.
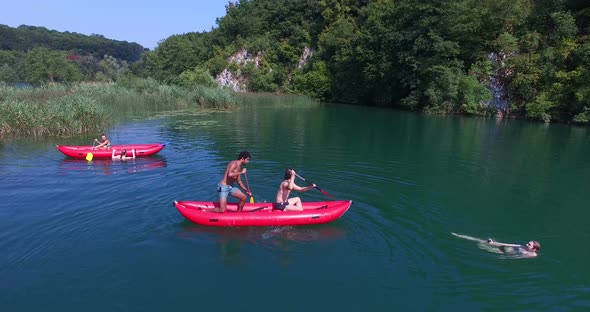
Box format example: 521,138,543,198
451,233,541,258
486,239,541,257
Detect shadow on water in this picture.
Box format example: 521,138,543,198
58,155,167,175
174,221,346,265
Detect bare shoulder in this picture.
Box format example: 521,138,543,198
226,160,237,170
522,250,537,257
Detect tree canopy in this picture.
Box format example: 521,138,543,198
0,24,145,84
0,24,145,62
4,0,590,124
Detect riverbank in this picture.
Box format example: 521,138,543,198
0,78,236,137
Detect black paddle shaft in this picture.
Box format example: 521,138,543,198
289,170,334,198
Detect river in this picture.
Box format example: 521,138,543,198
1,102,589,311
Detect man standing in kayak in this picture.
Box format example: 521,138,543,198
273,168,316,211
216,151,252,213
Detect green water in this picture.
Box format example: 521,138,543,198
0,102,589,311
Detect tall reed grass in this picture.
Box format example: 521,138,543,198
0,78,236,137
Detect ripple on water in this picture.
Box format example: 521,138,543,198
172,222,347,253
325,158,481,297
2,107,589,310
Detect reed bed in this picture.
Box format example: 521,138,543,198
0,79,236,137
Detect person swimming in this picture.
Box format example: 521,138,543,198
111,148,135,161
487,239,541,257
451,233,541,258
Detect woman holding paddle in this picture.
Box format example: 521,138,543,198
273,168,316,211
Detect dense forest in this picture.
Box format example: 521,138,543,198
144,0,590,123
0,24,145,83
0,25,145,61
3,0,590,124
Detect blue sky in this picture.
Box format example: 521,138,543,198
0,0,229,50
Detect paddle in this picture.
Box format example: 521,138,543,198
86,141,94,161
288,169,334,198
244,172,254,203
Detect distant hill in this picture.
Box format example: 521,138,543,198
0,24,145,62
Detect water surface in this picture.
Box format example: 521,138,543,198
1,103,589,311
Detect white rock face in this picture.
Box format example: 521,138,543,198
216,49,258,92
298,46,314,70
215,47,311,92
216,69,243,92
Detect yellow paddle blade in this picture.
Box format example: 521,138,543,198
250,196,254,203
86,152,93,161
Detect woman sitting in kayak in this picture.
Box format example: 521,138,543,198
111,148,135,161
94,133,111,149
273,168,316,211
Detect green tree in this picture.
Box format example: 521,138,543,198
98,55,129,82
318,15,360,103
146,33,213,83
493,32,519,52
128,0,590,122
293,61,331,99
458,74,492,115
549,11,578,44
178,66,218,88
25,47,81,83
0,50,26,82
505,54,541,106
526,92,555,122
0,64,18,82
0,24,144,62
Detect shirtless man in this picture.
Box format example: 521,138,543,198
94,133,111,149
273,169,316,211
487,239,541,257
216,151,251,213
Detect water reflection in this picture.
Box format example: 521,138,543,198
58,155,167,175
176,222,346,265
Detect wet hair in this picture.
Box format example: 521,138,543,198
238,151,250,160
284,169,293,180
121,149,127,156
101,133,106,137
531,241,541,251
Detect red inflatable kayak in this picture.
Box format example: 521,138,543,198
174,200,352,227
56,143,166,159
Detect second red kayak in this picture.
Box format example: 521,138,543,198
56,143,166,159
174,200,352,227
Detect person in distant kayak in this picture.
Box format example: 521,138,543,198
112,148,135,161
94,133,111,149
273,168,316,211
216,151,252,213
487,239,541,257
